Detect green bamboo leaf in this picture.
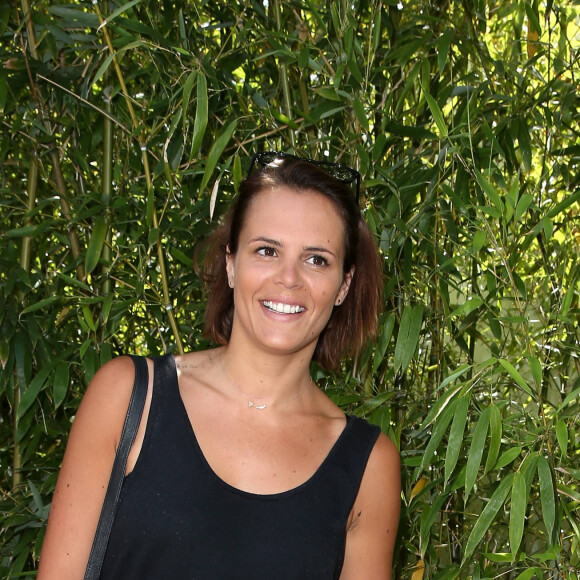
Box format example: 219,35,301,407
233,154,243,194
524,1,542,36
449,295,483,317
49,5,100,27
85,217,108,275
509,471,527,559
6,225,46,238
423,91,448,138
353,100,369,131
494,446,522,470
28,479,45,515
419,366,471,431
182,70,197,132
99,0,142,26
514,193,533,223
18,365,53,418
462,473,514,564
558,482,580,502
373,313,395,373
558,386,580,412
437,30,453,75
478,205,502,219
372,9,381,52
191,72,208,157
475,170,503,214
316,87,341,102
199,120,237,194
445,393,470,483
271,110,299,130
538,456,555,542
559,270,577,317
53,362,69,410
420,402,455,472
420,383,463,433
484,404,502,473
21,296,59,315
514,569,540,580
521,451,540,490
517,118,532,172
556,419,568,457
528,356,542,387
148,228,159,245
56,273,91,291
506,175,519,212
472,230,486,254
18,344,78,418
388,121,436,140
82,305,97,332
499,358,534,398
546,188,580,219
102,295,113,324
432,566,460,580
0,68,7,112
465,406,490,500
420,491,449,557
394,304,423,373
298,44,309,69
436,364,472,393
347,55,363,83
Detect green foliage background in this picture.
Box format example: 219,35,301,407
1,0,579,577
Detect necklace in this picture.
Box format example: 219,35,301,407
225,369,313,410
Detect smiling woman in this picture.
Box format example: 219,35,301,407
38,153,401,580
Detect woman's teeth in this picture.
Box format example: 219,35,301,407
263,301,305,314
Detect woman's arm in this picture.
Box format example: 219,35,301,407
340,433,401,579
37,356,145,580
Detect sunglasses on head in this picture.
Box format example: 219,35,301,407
248,151,361,204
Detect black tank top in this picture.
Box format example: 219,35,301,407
100,354,380,579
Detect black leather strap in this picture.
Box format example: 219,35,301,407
84,355,149,580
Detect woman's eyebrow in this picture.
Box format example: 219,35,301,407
303,245,336,257
249,236,283,247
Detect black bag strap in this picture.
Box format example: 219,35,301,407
84,355,149,580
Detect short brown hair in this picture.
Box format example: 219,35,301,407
197,157,382,371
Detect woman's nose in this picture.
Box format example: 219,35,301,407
275,257,301,288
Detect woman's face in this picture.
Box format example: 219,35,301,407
226,186,353,359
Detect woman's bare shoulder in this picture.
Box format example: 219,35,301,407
76,355,139,422
37,355,148,579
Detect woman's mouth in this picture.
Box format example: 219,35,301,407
262,301,305,314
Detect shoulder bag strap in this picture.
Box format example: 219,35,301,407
84,355,149,580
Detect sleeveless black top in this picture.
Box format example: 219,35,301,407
100,354,380,579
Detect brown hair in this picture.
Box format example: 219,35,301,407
197,157,382,371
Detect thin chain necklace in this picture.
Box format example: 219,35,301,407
224,368,313,410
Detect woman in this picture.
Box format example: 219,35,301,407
38,153,401,579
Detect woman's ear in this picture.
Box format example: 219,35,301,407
335,267,354,305
225,244,235,288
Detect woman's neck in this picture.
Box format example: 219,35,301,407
218,341,314,405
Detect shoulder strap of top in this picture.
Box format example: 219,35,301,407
323,415,380,518
84,355,148,580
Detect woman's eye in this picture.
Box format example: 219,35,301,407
256,246,276,257
307,255,328,267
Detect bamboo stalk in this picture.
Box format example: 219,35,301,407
273,0,296,149
19,0,86,281
101,87,113,298
93,2,183,353
13,157,38,489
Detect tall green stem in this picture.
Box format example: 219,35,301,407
13,157,38,489
93,3,183,353
101,87,113,298
273,0,296,149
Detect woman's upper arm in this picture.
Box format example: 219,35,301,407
37,356,137,580
341,432,401,579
